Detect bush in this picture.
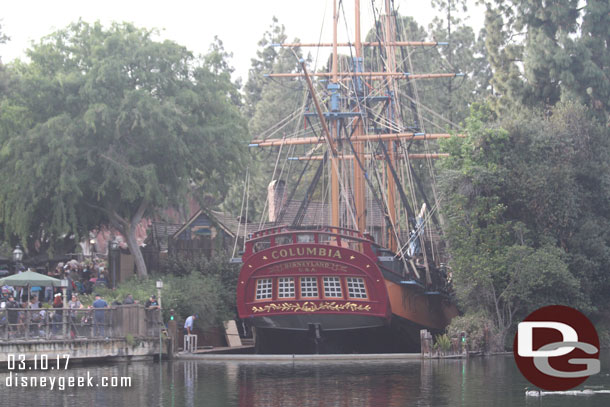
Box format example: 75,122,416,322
160,252,239,323
85,252,240,329
447,312,500,353
433,333,452,354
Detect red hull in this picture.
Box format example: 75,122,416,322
237,226,456,336
237,227,391,330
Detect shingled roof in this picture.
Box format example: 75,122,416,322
148,222,183,251
167,199,414,244
274,199,386,228
207,210,262,238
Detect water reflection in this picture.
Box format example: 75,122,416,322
0,354,608,407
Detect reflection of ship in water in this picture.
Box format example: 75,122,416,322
236,361,420,407
236,0,459,353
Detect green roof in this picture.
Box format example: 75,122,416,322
0,270,62,287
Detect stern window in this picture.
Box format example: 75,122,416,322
253,238,271,253
300,277,319,298
346,277,368,299
278,277,295,298
255,278,273,300
323,276,343,298
275,235,293,245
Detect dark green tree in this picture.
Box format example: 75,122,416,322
484,0,609,120
438,102,607,347
483,3,526,113
0,21,247,276
222,18,307,222
0,24,8,44
243,17,292,119
429,0,491,127
566,0,610,118
0,22,10,95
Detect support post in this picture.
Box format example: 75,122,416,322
62,286,67,338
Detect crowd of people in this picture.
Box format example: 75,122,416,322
1,258,109,305
0,259,167,340
0,290,98,339
0,259,112,338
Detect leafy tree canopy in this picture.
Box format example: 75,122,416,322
439,101,608,346
0,21,247,276
484,0,609,121
222,18,308,221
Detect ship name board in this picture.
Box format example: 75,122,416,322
268,261,348,274
270,247,342,260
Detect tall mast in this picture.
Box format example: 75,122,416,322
329,0,340,228
384,0,398,251
250,0,464,253
353,0,367,233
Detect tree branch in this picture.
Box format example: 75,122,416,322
491,282,503,329
84,201,129,227
130,198,149,231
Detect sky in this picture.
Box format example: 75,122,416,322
1,0,484,82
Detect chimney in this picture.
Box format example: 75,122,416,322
267,180,286,222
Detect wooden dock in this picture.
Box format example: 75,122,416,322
175,352,421,361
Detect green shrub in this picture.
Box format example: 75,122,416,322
433,333,452,354
85,252,240,330
125,333,135,347
447,312,499,352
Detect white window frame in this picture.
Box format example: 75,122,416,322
277,277,296,299
346,277,368,299
300,276,319,298
323,276,343,298
255,278,273,300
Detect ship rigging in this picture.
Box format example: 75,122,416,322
235,0,462,353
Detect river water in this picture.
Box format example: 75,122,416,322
1,353,609,406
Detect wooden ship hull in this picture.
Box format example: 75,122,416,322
237,227,457,353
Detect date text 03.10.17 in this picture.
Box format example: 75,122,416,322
6,354,70,371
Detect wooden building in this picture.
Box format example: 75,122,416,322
168,209,258,259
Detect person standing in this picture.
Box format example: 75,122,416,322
68,294,83,318
92,294,108,337
52,293,63,335
184,313,197,335
6,295,19,335
28,297,41,336
68,294,83,338
145,295,159,309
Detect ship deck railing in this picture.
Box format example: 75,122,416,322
250,225,368,240
247,228,376,254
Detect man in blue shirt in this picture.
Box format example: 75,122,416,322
92,294,108,337
184,313,197,335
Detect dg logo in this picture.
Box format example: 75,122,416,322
514,305,600,391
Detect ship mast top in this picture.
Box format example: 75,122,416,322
250,0,463,254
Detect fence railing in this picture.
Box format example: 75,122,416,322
0,305,163,341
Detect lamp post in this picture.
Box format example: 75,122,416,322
12,245,23,262
59,279,69,338
89,238,96,256
156,280,163,309
12,245,23,272
156,280,164,362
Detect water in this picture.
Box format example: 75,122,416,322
1,353,609,407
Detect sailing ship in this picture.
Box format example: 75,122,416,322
236,0,459,353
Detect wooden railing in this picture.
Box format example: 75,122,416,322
0,304,163,341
